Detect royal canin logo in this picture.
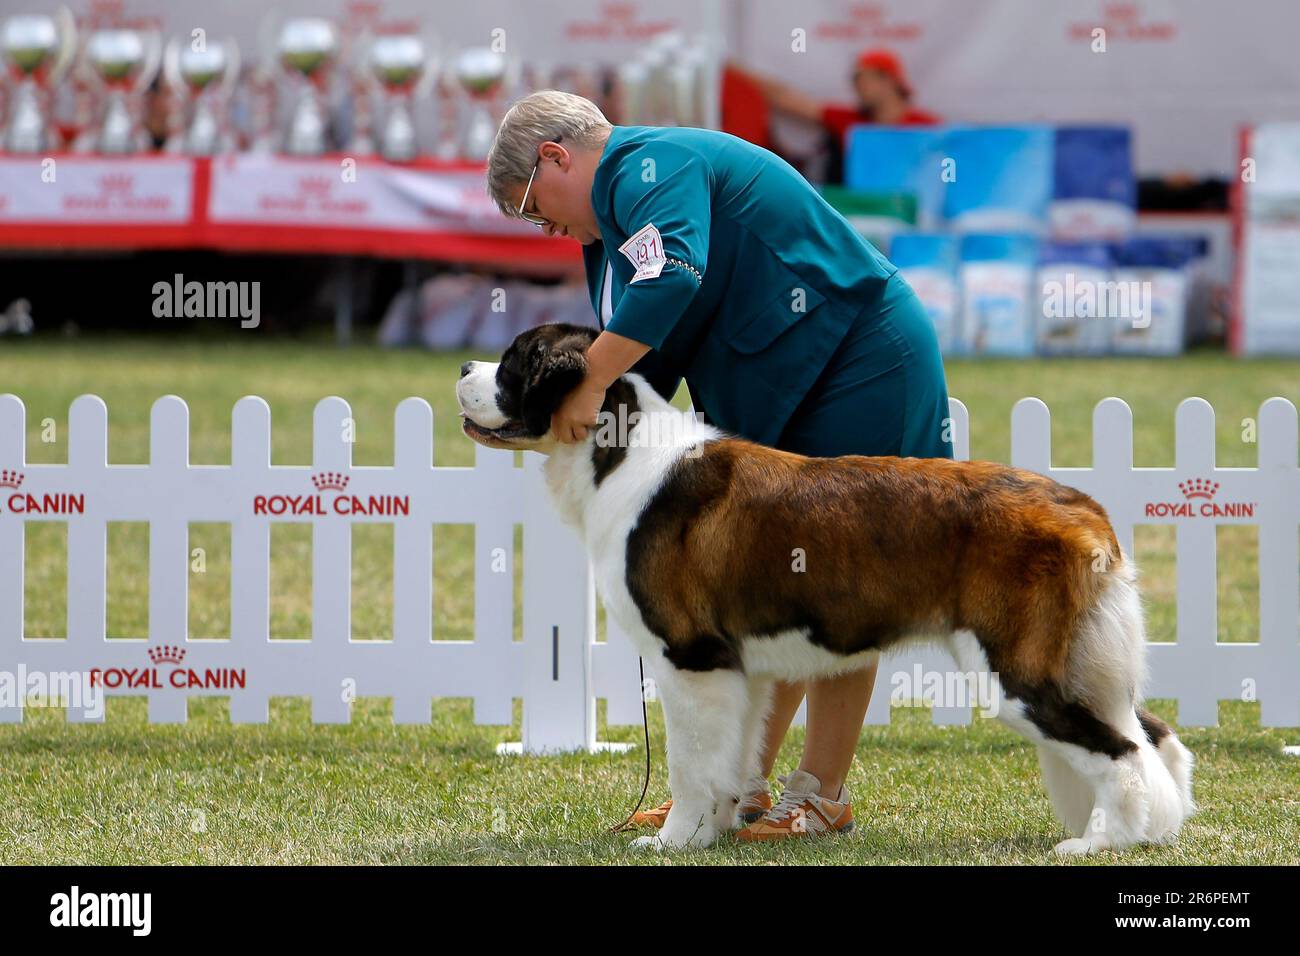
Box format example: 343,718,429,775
1067,2,1177,42
147,645,186,665
813,2,924,41
0,467,85,514
564,2,675,40
253,472,410,516
1178,478,1219,500
1145,476,1253,518
257,174,367,216
311,471,349,492
90,647,247,690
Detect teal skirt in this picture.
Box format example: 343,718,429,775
775,273,953,460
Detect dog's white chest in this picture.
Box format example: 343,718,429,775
542,438,691,660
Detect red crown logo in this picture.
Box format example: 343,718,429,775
99,174,132,191
0,469,23,489
1178,478,1219,500
299,176,332,194
311,471,349,492
147,644,186,665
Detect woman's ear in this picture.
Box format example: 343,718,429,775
521,336,589,436
539,139,569,169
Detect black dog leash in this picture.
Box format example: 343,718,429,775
609,656,653,834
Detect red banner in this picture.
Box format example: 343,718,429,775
0,154,580,270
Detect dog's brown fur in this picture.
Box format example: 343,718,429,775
625,440,1122,690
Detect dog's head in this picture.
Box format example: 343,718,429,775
456,323,599,452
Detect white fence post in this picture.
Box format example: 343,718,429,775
64,396,109,724
148,396,191,724
1256,398,1300,729
309,397,353,723
229,396,273,724
517,453,596,753
390,398,434,724
0,393,26,724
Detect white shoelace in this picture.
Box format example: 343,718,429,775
765,773,818,822
739,776,770,807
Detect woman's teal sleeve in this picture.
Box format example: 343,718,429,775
603,145,711,351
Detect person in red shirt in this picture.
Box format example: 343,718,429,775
733,48,939,180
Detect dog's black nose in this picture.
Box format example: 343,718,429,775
460,362,473,378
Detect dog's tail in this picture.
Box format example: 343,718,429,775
1136,705,1197,825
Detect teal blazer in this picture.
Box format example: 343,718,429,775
582,125,902,447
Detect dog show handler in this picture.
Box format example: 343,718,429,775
486,90,953,841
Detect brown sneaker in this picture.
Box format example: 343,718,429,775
630,779,774,829
735,770,855,842
630,798,674,829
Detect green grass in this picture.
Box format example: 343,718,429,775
1,333,1297,865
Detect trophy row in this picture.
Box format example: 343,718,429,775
0,10,716,161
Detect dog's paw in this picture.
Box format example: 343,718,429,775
1050,837,1102,858
630,825,718,852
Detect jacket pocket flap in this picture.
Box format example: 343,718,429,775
724,282,827,354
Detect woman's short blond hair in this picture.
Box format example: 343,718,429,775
486,90,612,218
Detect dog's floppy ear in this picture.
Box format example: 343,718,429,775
521,333,589,436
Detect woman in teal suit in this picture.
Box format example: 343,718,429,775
487,90,952,840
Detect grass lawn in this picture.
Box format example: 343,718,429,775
1,332,1297,865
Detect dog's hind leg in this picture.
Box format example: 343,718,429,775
1001,678,1185,855
632,660,750,851
946,630,1097,841
994,690,1153,855
1035,744,1094,838
1042,714,1172,857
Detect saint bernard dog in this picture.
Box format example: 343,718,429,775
457,322,1195,855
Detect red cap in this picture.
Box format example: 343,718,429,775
855,48,911,98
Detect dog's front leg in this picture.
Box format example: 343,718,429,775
632,663,749,852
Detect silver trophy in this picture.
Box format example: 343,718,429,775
278,18,337,155
614,31,712,127
454,47,506,162
617,61,650,125
85,27,162,154
243,12,285,153
1,9,77,153
163,36,239,155
369,34,431,162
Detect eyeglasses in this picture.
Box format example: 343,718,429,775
516,134,562,227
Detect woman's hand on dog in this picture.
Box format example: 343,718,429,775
551,378,607,443
550,331,651,443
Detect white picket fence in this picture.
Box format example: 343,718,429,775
0,391,1297,751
